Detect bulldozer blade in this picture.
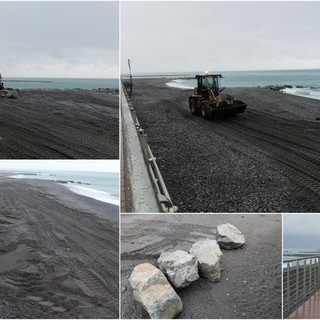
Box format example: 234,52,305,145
212,101,247,117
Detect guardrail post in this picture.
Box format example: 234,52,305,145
318,257,320,289
310,258,312,296
303,260,306,300
296,261,299,305
287,262,291,313
314,259,316,293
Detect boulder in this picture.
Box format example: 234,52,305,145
158,250,199,289
7,90,18,99
0,89,19,99
129,263,182,319
189,239,222,282
216,223,245,249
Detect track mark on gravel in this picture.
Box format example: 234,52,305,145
0,211,20,227
75,268,111,298
27,295,43,302
0,244,33,273
27,295,67,313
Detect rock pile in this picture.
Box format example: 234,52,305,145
190,239,222,282
0,89,19,99
129,263,183,319
158,250,199,289
129,223,246,319
217,223,246,249
265,84,293,91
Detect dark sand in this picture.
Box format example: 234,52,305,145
0,174,119,318
0,89,119,159
126,78,320,212
121,214,282,319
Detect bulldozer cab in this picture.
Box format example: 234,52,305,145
196,74,222,96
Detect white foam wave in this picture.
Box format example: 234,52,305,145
9,175,26,179
282,87,320,101
165,80,194,90
64,184,119,206
9,173,46,178
9,174,119,206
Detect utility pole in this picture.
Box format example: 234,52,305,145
128,59,132,95
0,72,4,90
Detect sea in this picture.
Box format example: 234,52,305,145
9,170,119,206
1,77,119,90
283,248,320,269
131,69,320,101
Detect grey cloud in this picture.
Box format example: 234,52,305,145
284,214,320,236
121,1,320,73
1,1,119,78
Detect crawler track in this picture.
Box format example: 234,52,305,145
0,178,119,318
0,90,119,159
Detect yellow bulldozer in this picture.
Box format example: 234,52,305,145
189,72,247,119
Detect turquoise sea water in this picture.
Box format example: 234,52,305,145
2,77,119,89
132,69,320,100
9,170,119,206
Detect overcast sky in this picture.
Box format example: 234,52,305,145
0,160,119,173
284,214,320,249
284,214,320,236
121,1,320,74
0,1,118,78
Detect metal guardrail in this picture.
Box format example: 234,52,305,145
121,82,177,213
283,254,320,318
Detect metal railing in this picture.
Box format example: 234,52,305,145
121,82,177,213
283,254,320,318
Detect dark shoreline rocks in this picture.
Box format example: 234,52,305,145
264,84,317,92
265,84,293,91
53,179,91,185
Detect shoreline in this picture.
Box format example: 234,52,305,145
130,78,320,122
127,74,320,103
0,174,119,318
9,87,120,92
7,172,120,207
0,172,119,221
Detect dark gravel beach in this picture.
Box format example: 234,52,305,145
127,78,320,212
0,174,119,318
0,89,119,159
121,214,282,319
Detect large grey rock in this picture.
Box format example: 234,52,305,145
158,250,199,288
7,90,18,99
189,239,222,282
129,263,183,319
217,223,245,249
0,89,19,99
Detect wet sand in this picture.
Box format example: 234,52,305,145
121,214,282,319
0,174,119,318
0,89,119,159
